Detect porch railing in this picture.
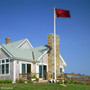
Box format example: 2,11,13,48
18,73,39,80
47,72,90,83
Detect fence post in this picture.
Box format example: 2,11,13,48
63,72,64,80
19,73,20,80
83,74,85,82
73,74,75,82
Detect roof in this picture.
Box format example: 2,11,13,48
1,39,49,61
2,39,27,48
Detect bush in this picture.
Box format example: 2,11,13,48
64,80,74,84
0,80,12,83
64,80,69,84
26,80,32,83
56,80,63,84
31,76,36,79
16,78,24,83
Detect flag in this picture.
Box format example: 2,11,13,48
55,8,70,18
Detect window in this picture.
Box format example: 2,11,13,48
6,64,9,74
2,60,5,63
6,59,9,63
60,67,63,73
0,59,10,75
2,65,4,74
39,65,42,78
22,64,26,73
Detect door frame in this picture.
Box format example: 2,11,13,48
38,63,48,80
19,61,32,73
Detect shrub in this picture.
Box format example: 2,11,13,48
31,76,36,79
26,80,32,83
56,80,63,84
69,80,75,84
16,78,24,83
0,80,12,83
64,80,70,84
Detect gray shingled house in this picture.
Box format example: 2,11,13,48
0,34,67,82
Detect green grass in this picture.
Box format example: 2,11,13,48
0,83,90,90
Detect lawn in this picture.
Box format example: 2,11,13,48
0,83,90,90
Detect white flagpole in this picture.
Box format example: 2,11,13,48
54,7,56,80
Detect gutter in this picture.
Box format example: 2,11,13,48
10,57,39,63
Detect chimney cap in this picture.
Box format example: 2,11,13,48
5,37,11,40
5,37,11,44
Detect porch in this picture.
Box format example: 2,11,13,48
18,72,90,83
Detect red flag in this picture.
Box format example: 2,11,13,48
55,9,70,18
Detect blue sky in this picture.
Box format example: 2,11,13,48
0,0,90,75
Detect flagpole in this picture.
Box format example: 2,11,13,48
54,6,56,80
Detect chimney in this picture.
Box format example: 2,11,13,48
5,37,11,44
47,33,60,79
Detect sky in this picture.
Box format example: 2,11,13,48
0,0,90,75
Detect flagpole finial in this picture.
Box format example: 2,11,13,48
54,6,55,9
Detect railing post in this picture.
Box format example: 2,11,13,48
83,74,85,82
31,72,32,78
63,72,64,80
19,73,20,80
73,74,75,82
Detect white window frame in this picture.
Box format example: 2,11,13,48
19,61,32,74
0,58,10,76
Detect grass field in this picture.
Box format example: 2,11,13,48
0,83,90,90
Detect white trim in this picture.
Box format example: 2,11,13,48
13,60,16,82
0,45,12,57
59,54,67,66
37,50,48,61
17,39,33,48
60,66,64,72
26,39,33,48
0,45,1,48
19,61,32,74
39,63,48,72
38,63,48,80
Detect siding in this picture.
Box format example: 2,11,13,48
0,49,10,59
19,41,32,49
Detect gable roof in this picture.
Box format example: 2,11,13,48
1,39,49,61
60,54,67,66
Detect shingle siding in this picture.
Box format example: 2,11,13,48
0,49,10,59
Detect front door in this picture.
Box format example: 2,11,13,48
27,64,31,73
43,65,47,80
39,65,47,80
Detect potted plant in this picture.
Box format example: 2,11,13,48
36,78,39,82
31,76,36,81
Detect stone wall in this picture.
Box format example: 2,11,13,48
47,33,60,78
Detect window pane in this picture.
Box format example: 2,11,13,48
6,64,9,74
2,60,5,63
2,65,4,74
39,65,42,78
60,68,62,73
6,59,9,63
22,64,25,73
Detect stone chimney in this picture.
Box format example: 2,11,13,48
47,33,60,78
5,37,11,44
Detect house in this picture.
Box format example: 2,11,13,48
0,33,67,82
